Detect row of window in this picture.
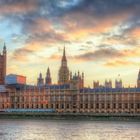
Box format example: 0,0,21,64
2,103,139,110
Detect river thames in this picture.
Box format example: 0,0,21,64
0,119,139,140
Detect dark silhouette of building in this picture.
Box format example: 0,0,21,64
0,43,6,85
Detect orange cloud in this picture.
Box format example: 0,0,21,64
27,18,53,34
0,1,37,14
25,18,68,45
62,11,131,41
130,27,140,38
105,59,140,67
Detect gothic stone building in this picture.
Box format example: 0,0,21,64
0,45,140,115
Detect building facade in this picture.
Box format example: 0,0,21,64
1,86,140,114
0,45,140,115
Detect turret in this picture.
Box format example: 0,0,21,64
105,79,112,88
93,80,99,88
82,72,84,79
115,79,122,88
45,67,52,85
137,69,140,88
37,72,44,87
70,71,72,80
3,42,7,55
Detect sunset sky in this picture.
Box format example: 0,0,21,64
0,0,140,87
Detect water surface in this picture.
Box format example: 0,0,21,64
0,119,139,140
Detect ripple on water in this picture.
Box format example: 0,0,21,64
0,120,139,140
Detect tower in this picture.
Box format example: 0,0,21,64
58,47,69,85
45,67,52,85
105,80,112,88
69,71,84,89
115,79,122,88
137,69,140,88
0,43,7,85
37,73,44,87
93,80,99,88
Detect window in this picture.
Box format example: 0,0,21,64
80,104,83,108
85,104,88,109
96,103,99,109
41,104,43,109
46,104,48,108
56,104,59,109
125,103,128,109
113,103,116,109
91,104,93,108
66,104,69,109
119,103,122,109
107,103,110,109
61,104,64,109
101,103,104,109
131,103,134,109
137,103,140,109
36,104,38,108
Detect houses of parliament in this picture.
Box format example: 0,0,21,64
0,44,140,115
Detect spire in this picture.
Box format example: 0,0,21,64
37,72,44,87
62,46,66,61
45,67,52,85
58,45,69,84
137,69,140,88
82,72,84,79
70,71,72,80
4,42,6,48
78,71,80,76
138,69,140,80
39,72,42,78
47,67,50,76
3,42,6,55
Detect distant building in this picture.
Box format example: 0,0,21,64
115,79,122,88
45,67,52,85
5,74,26,85
0,43,6,85
93,81,100,88
105,80,112,88
37,73,44,87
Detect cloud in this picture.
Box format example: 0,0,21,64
0,0,138,52
24,18,68,44
0,0,37,15
105,60,140,67
74,48,123,61
12,47,34,61
74,46,140,62
1,0,140,68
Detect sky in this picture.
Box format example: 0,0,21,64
0,0,140,87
